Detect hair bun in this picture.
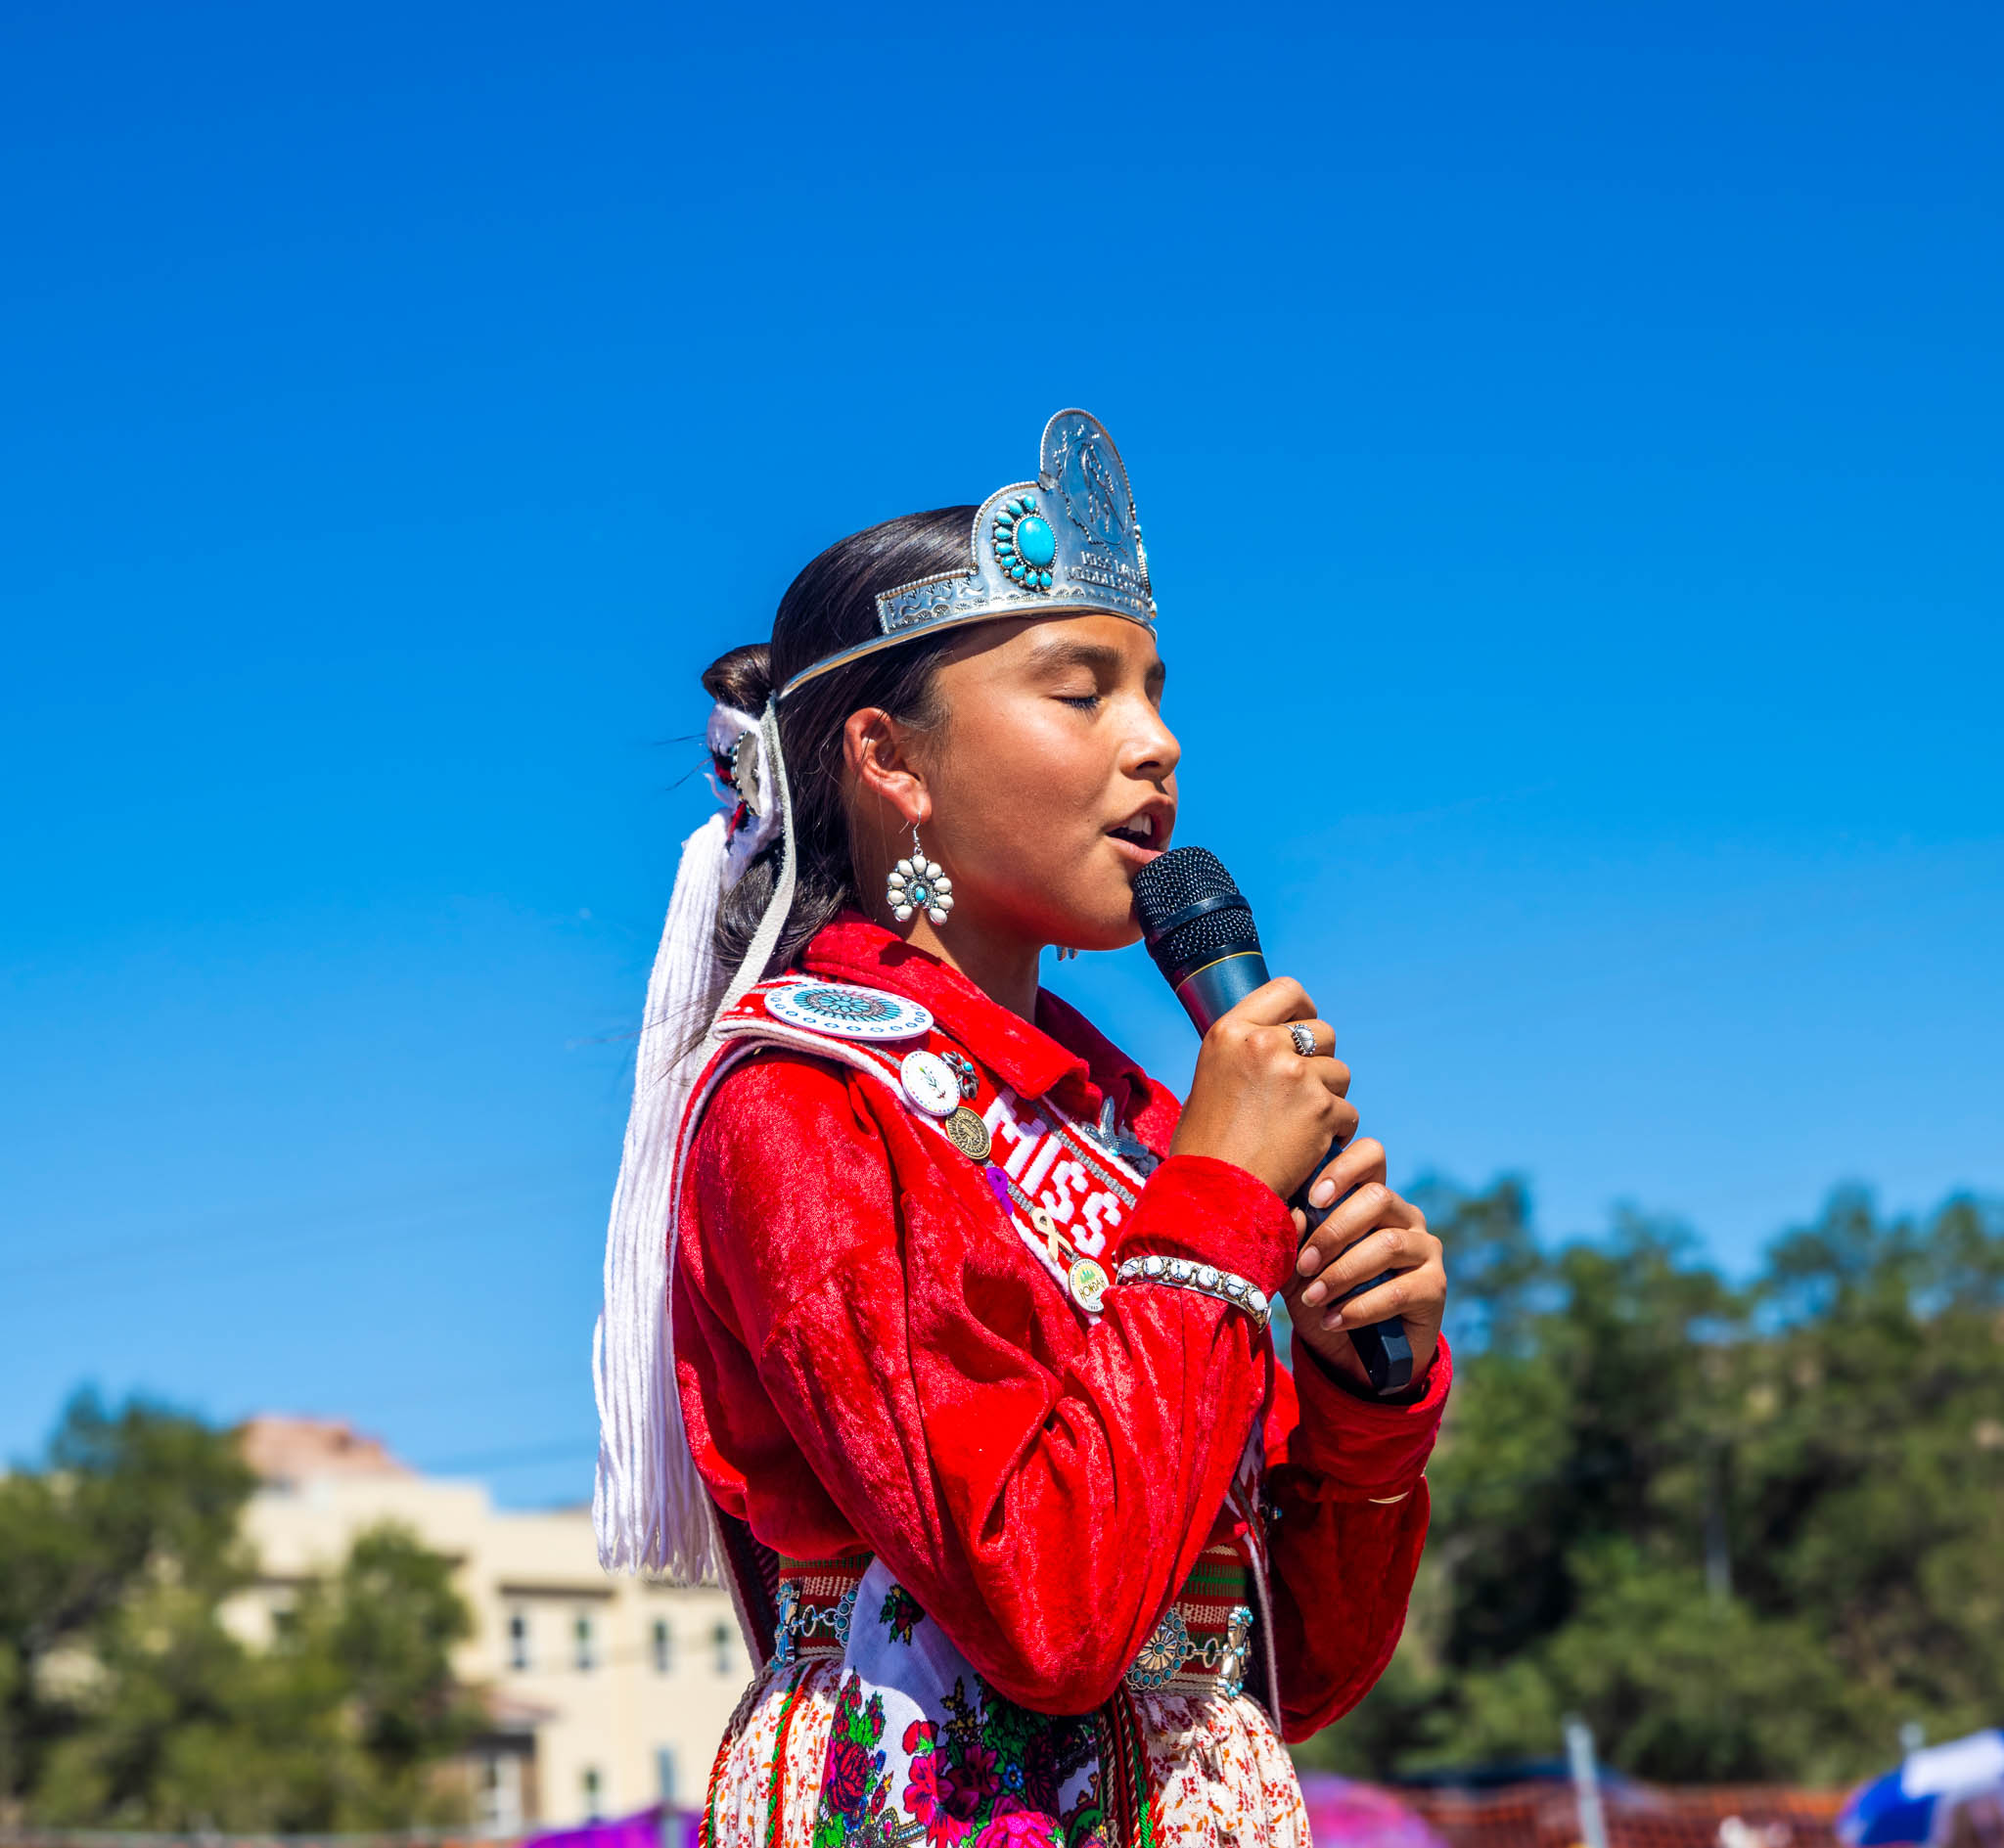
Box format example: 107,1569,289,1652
701,644,772,713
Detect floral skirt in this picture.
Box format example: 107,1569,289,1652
699,1563,1309,1848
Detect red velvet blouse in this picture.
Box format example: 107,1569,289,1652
672,915,1450,1742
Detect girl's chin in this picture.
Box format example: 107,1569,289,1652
1039,897,1146,956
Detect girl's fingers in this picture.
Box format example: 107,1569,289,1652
1296,1169,1401,1276
1301,1136,1386,1216
1315,1094,1361,1155
1298,1223,1417,1308
1297,1019,1338,1059
1320,1262,1440,1333
1255,1033,1349,1104
1314,1056,1353,1100
1228,977,1320,1026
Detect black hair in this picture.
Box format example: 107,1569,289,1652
701,507,978,980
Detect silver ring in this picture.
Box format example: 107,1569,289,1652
1288,1022,1318,1059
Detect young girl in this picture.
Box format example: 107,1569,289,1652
594,412,1450,1848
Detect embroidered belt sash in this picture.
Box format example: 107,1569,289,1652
771,1542,1255,1699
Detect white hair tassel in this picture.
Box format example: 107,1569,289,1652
593,698,795,1580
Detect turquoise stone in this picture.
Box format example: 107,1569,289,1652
909,879,932,906
1039,571,1053,588
1015,514,1057,568
1010,564,1025,580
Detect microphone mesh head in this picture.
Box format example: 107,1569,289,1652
1132,846,1261,981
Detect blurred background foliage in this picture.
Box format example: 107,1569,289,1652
1302,1184,2004,1785
0,1395,479,1830
6,1185,2002,1825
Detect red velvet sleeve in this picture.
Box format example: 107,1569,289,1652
1258,1333,1452,1741
674,1050,1298,1716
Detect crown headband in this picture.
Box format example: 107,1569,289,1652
776,408,1157,701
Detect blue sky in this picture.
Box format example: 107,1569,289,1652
3,1,1998,1504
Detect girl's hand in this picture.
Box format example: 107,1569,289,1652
1283,1136,1445,1388
1167,978,1358,1201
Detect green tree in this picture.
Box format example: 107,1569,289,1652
0,1390,256,1824
290,1525,481,1825
1,1392,478,1829
1735,1192,2004,1752
1298,1183,2004,1785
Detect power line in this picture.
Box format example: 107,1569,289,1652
1,1174,599,1290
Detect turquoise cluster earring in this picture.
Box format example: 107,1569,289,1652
887,827,953,928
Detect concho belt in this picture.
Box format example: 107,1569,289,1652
1121,1542,1255,1699
769,1550,870,1665
769,1542,1254,1700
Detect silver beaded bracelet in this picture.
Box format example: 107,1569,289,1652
1114,1254,1273,1330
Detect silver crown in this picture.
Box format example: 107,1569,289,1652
777,409,1156,700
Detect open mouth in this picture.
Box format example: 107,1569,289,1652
1107,811,1167,856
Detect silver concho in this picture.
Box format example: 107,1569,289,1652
1125,1606,1192,1690
898,1050,961,1119
943,1105,992,1161
728,733,764,815
764,982,934,1043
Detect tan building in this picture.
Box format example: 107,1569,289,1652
228,1418,743,1833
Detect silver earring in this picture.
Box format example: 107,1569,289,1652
887,825,953,928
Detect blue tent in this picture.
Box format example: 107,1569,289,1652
1839,1732,2004,1848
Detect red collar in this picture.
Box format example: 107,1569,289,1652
800,913,1162,1130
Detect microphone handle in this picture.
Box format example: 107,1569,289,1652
1170,956,1414,1395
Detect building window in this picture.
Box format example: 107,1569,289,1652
581,1766,602,1820
478,1755,524,1834
574,1612,596,1672
712,1619,733,1676
507,1610,529,1672
655,1746,678,1806
652,1617,672,1674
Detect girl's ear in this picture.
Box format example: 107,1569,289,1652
843,707,930,830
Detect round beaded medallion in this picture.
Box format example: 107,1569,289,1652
898,1050,961,1119
765,981,934,1043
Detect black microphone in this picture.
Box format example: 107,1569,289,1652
1131,846,1414,1395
